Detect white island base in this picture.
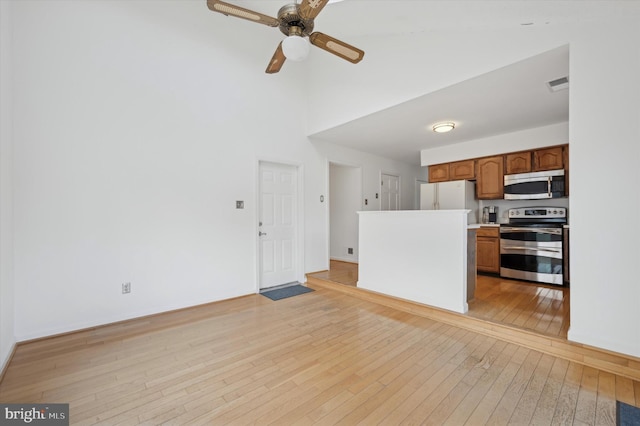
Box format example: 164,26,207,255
357,210,472,314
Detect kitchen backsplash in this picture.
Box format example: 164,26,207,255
478,197,569,224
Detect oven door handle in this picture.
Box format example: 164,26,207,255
501,246,562,253
500,227,562,235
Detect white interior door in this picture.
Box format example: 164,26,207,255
259,162,298,289
381,173,400,210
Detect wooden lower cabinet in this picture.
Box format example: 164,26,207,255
476,227,500,274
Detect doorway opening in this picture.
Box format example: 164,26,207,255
328,162,362,265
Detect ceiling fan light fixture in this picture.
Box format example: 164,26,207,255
282,35,310,61
433,122,456,133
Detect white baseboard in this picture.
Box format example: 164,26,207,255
330,256,359,264
0,341,16,383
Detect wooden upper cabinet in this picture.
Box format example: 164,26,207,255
505,152,532,174
429,163,449,182
563,144,570,196
533,146,564,171
476,156,504,199
449,159,475,180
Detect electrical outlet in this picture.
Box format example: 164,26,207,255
348,248,353,255
236,200,244,209
122,282,131,294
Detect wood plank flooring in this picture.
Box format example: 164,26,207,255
308,260,358,287
468,274,570,339
313,261,569,338
1,283,638,424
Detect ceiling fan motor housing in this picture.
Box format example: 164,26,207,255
278,3,314,36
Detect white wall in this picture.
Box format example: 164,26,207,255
9,0,327,340
566,21,640,356
358,210,470,314
420,122,569,166
319,141,426,269
0,0,16,371
308,19,640,357
329,163,361,262
5,0,427,343
316,141,427,211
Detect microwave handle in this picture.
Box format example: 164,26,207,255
547,177,552,197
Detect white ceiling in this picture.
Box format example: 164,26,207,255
230,1,640,165
234,1,640,36
309,45,569,165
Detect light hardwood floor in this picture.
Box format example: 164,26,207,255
469,274,570,339
1,280,639,424
313,261,569,339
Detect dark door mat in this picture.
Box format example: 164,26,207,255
260,284,314,301
617,401,640,426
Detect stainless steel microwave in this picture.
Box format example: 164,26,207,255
503,170,565,200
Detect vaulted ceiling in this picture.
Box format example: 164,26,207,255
230,1,640,165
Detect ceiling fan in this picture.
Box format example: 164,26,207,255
206,0,365,73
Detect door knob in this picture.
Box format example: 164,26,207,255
259,231,267,236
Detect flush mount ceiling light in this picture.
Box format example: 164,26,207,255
433,122,456,133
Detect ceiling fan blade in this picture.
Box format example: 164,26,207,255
206,0,279,27
309,32,365,64
298,0,330,21
266,42,286,74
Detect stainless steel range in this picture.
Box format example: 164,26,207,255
500,207,567,286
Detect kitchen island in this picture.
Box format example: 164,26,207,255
357,210,474,314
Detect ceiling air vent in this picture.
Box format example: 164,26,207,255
547,76,569,92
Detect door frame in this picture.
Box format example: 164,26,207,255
256,159,305,293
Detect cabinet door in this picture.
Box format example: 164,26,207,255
533,146,564,171
505,152,532,174
477,236,500,273
476,156,504,199
563,144,569,196
449,160,475,180
429,164,449,182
